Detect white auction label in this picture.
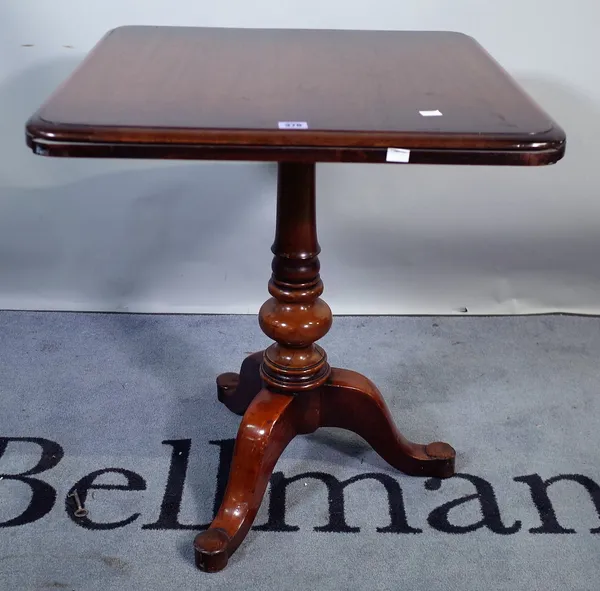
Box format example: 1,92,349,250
386,148,411,163
278,121,308,129
419,109,443,117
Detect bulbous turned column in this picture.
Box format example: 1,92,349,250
258,162,333,392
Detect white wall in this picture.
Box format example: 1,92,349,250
0,1,598,315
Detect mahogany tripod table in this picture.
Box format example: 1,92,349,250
26,26,566,572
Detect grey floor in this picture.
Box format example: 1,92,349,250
0,311,599,590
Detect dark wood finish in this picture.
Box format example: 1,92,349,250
259,162,332,391
26,26,565,165
24,26,566,572
198,161,455,571
195,368,455,572
216,351,264,416
26,140,563,165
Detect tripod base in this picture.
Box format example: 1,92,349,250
195,356,455,572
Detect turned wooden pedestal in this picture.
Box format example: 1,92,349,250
192,162,455,571
25,25,565,573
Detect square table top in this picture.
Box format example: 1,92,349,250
26,26,565,165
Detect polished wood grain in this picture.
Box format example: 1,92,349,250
23,26,565,572
26,26,565,165
217,351,264,416
259,162,332,391
195,368,454,572
195,388,300,573
198,161,455,571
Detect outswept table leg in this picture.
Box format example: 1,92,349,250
320,367,455,478
194,388,318,572
216,350,264,416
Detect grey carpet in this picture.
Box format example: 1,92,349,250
1,311,599,591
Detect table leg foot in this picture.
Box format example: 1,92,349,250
194,387,303,572
216,350,264,416
320,367,456,478
193,528,231,573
